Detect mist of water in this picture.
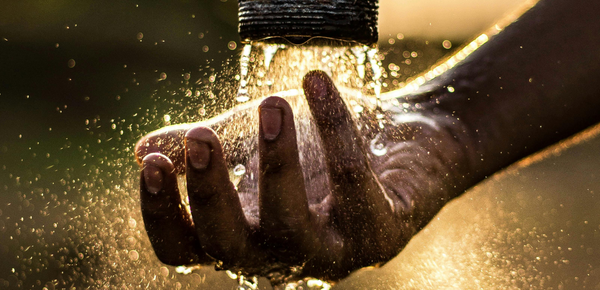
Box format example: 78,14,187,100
0,35,457,289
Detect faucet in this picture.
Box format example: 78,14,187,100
238,0,379,45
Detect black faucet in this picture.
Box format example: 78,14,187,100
238,0,378,45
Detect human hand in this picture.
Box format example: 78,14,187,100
135,70,476,283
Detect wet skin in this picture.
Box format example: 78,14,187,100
137,71,477,281
135,0,600,283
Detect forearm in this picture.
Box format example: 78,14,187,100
428,0,600,179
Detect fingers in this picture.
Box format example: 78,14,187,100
140,153,209,265
302,71,397,239
258,96,320,262
184,127,266,270
135,124,192,173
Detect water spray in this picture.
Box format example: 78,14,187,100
228,0,383,289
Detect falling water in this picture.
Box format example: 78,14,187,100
222,39,387,289
237,44,253,103
7,28,538,289
369,133,388,156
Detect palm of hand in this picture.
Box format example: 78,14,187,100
136,71,473,283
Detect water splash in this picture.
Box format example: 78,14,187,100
350,46,367,80
6,25,582,289
262,44,283,71
271,277,332,290
226,270,259,290
367,47,383,102
234,41,382,106
209,42,390,288
233,164,246,176
176,265,203,275
237,44,253,103
369,133,388,156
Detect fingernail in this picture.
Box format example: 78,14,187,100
260,107,282,141
186,139,210,169
143,164,164,194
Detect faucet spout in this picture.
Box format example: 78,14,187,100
238,0,379,45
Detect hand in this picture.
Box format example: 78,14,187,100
135,70,476,283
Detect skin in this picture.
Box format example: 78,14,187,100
136,0,600,284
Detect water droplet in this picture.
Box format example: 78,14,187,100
127,218,137,228
306,279,328,288
263,44,282,70
370,133,388,156
128,250,139,261
233,164,246,176
159,266,169,277
126,236,136,246
198,108,206,116
228,41,237,50
67,59,76,68
236,92,250,103
226,270,238,279
159,72,167,80
136,32,143,41
175,265,202,275
442,40,452,49
227,270,259,290
447,86,455,93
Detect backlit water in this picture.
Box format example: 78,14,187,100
2,1,600,289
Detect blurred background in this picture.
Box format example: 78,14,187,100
2,0,600,289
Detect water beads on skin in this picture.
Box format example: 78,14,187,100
226,270,259,290
233,164,247,176
370,133,388,156
214,39,387,289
